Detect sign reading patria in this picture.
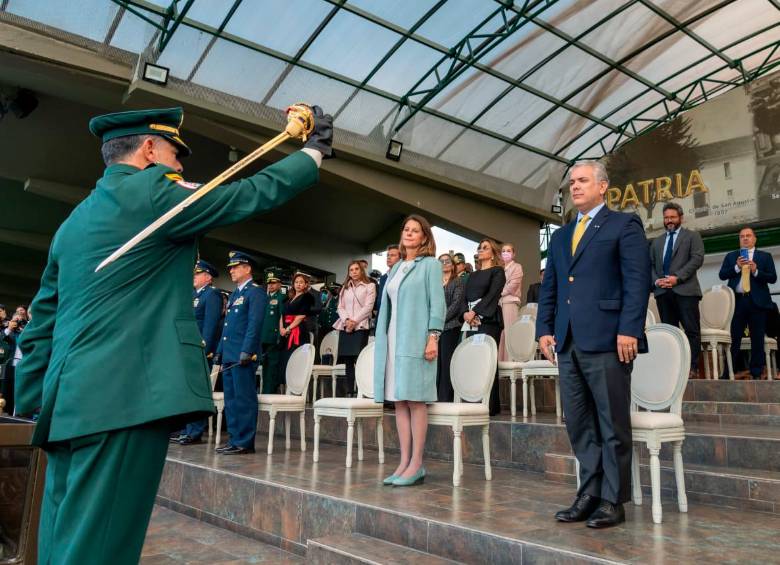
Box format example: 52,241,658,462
606,170,709,210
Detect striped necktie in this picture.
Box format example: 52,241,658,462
571,215,590,255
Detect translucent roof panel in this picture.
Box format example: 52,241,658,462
4,0,778,217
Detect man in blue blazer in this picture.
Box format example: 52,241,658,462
719,227,777,379
537,161,650,528
214,251,267,454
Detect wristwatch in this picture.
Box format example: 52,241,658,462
428,330,441,341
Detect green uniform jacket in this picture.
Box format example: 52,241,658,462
261,290,285,344
16,152,318,445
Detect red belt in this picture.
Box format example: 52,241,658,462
284,315,300,349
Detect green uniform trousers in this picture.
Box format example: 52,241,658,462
261,343,283,394
39,420,170,565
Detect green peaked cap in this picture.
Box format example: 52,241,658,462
88,107,191,157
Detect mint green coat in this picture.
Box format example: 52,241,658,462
16,152,318,445
373,256,445,403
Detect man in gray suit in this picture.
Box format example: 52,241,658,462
650,202,705,376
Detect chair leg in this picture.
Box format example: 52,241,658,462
267,413,275,455
453,427,462,487
331,374,336,397
673,441,688,513
300,411,306,452
555,377,561,419
575,458,581,491
215,408,223,447
357,419,364,461
703,345,711,379
726,345,735,380
631,445,642,505
482,424,492,481
208,416,213,442
319,377,324,399
346,418,355,468
766,348,772,380
285,413,291,450
313,415,320,462
710,347,718,381
522,375,529,418
377,417,385,464
649,445,662,524
510,375,517,418
530,380,537,416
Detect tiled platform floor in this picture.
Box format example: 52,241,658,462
160,441,780,564
142,505,303,564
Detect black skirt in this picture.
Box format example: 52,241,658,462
338,329,369,358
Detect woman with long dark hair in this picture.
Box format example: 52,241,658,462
436,253,466,402
279,273,315,374
462,238,506,416
374,215,445,487
334,260,376,396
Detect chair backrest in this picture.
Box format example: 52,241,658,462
209,363,220,392
505,316,537,362
647,294,660,326
631,324,690,415
450,334,497,404
645,309,656,327
700,284,735,330
519,302,538,318
354,341,377,399
285,344,315,396
319,330,339,366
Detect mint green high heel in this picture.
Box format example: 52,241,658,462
382,474,399,485
392,467,426,487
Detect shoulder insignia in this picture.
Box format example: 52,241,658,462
252,283,260,287
270,299,278,305
165,172,201,190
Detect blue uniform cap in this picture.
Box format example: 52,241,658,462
226,250,253,268
194,259,218,278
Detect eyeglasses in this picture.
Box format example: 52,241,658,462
477,245,491,251
439,258,452,264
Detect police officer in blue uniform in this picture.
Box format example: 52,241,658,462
172,259,223,444
214,251,267,454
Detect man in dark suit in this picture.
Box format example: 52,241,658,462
526,268,544,303
375,244,401,315
650,202,704,376
719,227,777,379
537,160,650,528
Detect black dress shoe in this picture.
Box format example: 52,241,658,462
219,446,255,455
178,435,202,445
586,501,625,528
555,494,600,522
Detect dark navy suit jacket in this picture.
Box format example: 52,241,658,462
718,249,777,310
193,285,222,356
536,205,651,353
217,281,267,363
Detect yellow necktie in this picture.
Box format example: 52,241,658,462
571,215,590,255
741,263,751,293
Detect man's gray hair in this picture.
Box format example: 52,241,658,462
100,134,152,166
571,160,609,185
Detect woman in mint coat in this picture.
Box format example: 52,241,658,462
374,214,445,487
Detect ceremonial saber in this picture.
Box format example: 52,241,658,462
95,104,315,272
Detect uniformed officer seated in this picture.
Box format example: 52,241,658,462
171,259,223,445
214,251,267,454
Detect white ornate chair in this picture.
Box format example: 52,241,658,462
519,302,538,318
647,294,660,326
313,341,384,467
207,364,224,445
700,285,735,379
498,317,559,418
258,343,315,454
631,323,690,524
645,308,656,327
739,336,777,380
427,334,496,486
309,330,345,402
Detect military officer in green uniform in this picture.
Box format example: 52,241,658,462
261,269,286,394
14,105,333,564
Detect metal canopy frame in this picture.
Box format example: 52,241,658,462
6,0,778,192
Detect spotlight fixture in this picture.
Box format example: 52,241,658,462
228,146,239,163
386,139,403,161
551,204,563,214
142,62,169,86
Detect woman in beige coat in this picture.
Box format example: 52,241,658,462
498,243,524,362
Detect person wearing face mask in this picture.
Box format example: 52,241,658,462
498,243,524,362
462,238,506,416
649,202,704,378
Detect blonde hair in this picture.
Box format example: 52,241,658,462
399,214,436,259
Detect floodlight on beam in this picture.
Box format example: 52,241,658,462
551,204,562,214
386,139,403,161
142,62,169,86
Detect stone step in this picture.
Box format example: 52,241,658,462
307,533,458,565
683,401,780,426
543,451,780,514
684,379,780,404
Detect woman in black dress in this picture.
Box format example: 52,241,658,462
279,273,315,378
462,239,506,415
436,253,466,402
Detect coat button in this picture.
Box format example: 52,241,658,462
223,337,227,341
568,276,574,282
567,299,571,304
